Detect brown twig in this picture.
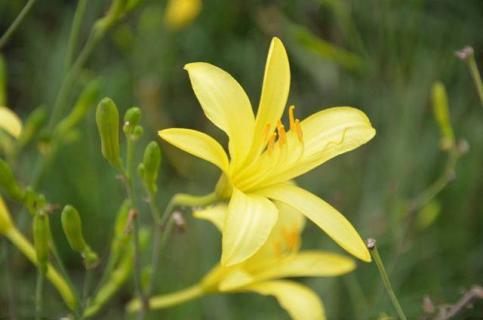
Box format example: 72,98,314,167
426,285,483,320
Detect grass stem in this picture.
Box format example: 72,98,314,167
0,0,37,50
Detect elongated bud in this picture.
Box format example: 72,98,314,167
0,55,6,105
0,158,24,201
17,106,47,148
138,141,161,194
61,205,87,252
33,212,50,274
55,80,100,136
431,82,455,150
61,205,99,269
96,98,121,168
0,196,13,234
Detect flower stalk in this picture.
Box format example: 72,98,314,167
367,238,407,320
456,46,483,107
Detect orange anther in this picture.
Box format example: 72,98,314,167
267,132,277,154
277,121,287,145
288,105,296,130
294,119,303,142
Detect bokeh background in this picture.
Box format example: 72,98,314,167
0,0,482,319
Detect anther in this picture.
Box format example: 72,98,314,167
277,121,287,145
267,132,277,154
288,105,296,130
294,119,303,142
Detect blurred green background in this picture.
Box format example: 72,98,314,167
0,0,482,319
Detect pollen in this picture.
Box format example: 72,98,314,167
276,121,287,146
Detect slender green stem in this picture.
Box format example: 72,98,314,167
2,240,16,319
4,227,77,310
82,268,94,310
127,284,204,313
35,269,44,320
65,0,88,68
0,0,37,50
367,239,407,320
141,190,217,314
124,137,147,320
409,147,459,212
48,28,103,130
466,54,483,107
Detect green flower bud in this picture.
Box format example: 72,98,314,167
131,125,143,140
139,141,161,194
96,98,121,168
55,80,100,137
0,196,13,234
33,212,50,274
17,106,47,148
61,205,99,269
83,247,100,270
431,82,455,150
0,158,24,201
61,205,88,253
124,107,141,129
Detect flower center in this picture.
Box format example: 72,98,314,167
264,105,304,155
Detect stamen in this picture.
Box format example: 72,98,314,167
276,121,287,146
294,119,304,142
267,132,277,154
288,105,296,130
263,123,271,143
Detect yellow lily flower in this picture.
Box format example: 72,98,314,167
164,0,202,30
0,106,22,138
129,203,356,320
159,37,376,266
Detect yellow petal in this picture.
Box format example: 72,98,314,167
255,251,355,281
239,107,375,190
246,200,305,263
276,107,375,184
245,280,326,320
257,184,371,262
218,269,254,291
247,37,290,160
0,106,22,138
193,203,227,231
184,62,255,168
159,128,229,173
222,189,278,266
